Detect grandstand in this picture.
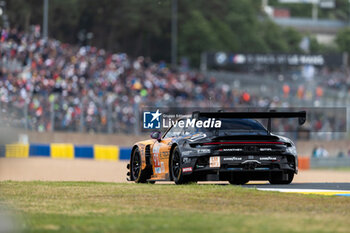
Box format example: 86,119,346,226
0,27,348,139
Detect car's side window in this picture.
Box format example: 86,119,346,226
163,120,185,138
163,126,174,139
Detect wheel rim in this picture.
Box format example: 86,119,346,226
132,150,141,179
172,150,180,178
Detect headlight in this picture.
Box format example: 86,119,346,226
286,145,297,155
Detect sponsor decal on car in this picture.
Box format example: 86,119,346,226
152,143,161,168
260,148,272,151
182,157,192,163
182,167,193,173
198,149,210,154
160,151,169,158
259,156,277,161
155,167,162,173
161,162,165,173
182,151,192,156
221,148,242,152
223,157,242,161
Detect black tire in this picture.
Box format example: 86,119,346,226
228,177,249,185
170,146,191,185
269,172,294,185
130,147,151,183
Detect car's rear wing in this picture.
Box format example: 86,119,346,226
192,111,306,131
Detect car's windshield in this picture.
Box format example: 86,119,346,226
196,118,268,136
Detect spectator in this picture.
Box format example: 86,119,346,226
337,151,345,158
0,27,347,135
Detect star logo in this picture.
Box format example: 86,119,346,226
150,109,162,122
143,109,162,129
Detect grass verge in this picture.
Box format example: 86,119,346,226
0,181,349,233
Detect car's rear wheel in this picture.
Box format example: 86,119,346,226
228,177,249,185
269,172,294,184
170,146,191,185
130,147,150,183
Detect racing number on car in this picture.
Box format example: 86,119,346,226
210,156,220,168
153,143,161,173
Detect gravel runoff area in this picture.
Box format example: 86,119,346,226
1,157,350,183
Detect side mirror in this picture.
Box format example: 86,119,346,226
150,131,162,141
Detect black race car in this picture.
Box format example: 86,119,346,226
127,111,306,185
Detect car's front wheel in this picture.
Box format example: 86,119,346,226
130,147,151,183
170,146,191,185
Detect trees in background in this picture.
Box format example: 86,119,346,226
3,0,330,66
336,27,350,54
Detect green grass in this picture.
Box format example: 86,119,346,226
0,181,349,233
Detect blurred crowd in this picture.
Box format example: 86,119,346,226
0,27,274,133
318,67,350,91
0,27,347,134
312,145,350,158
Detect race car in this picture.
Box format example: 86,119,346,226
127,111,306,185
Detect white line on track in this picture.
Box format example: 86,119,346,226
257,188,350,194
257,188,350,196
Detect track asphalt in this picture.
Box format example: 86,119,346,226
244,182,350,190
243,182,350,196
